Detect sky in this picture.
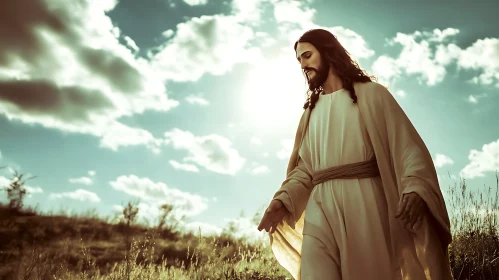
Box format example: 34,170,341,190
0,0,498,239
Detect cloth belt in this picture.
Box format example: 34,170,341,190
311,157,380,186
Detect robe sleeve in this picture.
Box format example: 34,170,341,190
371,83,452,244
272,157,313,229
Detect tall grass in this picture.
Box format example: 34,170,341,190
447,173,499,279
1,173,498,279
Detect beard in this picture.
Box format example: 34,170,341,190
306,59,329,91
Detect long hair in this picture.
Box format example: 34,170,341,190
294,29,377,110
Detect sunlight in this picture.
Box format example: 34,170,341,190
240,52,307,129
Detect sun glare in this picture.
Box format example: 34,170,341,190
240,56,306,129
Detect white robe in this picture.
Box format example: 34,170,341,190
271,82,453,280
298,88,394,279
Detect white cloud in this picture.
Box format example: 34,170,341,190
136,202,163,224
468,95,478,104
0,0,178,153
251,165,270,175
387,31,447,86
231,0,316,30
49,189,100,203
123,36,139,53
372,28,499,88
169,160,200,172
25,186,43,194
372,56,402,86
395,90,406,97
434,43,461,66
273,0,315,29
150,14,262,82
412,28,460,43
162,29,174,38
223,216,264,243
330,27,376,60
110,174,209,218
433,153,454,168
467,93,488,104
112,204,124,212
458,38,499,87
460,139,499,179
88,170,96,176
184,221,222,236
185,95,210,106
277,139,294,160
251,137,262,145
0,176,11,190
164,128,245,175
265,0,374,63
183,0,208,5
231,0,267,23
69,176,93,185
99,121,165,153
282,24,376,63
93,0,119,12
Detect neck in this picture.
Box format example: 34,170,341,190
321,71,343,94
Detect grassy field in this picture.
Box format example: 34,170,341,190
1,174,498,279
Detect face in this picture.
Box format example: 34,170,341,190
295,42,329,91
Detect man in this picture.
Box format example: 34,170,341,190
257,29,453,280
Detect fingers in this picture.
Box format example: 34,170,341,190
269,212,286,233
403,201,428,233
402,201,417,228
270,220,283,234
405,210,418,230
257,210,270,231
411,204,428,232
395,195,409,219
411,213,424,232
263,218,281,233
257,203,276,230
395,194,423,230
406,199,423,227
258,217,273,232
396,196,413,228
257,208,285,233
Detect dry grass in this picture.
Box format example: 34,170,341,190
0,173,498,279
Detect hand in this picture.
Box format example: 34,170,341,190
257,199,289,234
395,192,427,232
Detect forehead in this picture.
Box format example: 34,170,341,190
295,42,317,58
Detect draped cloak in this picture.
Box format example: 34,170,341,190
269,81,453,280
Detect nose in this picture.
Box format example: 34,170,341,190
300,60,307,70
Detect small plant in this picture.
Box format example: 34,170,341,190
122,200,139,280
2,168,37,212
157,203,186,239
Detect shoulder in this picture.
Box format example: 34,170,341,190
354,81,389,95
353,81,392,104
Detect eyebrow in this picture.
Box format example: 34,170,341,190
297,51,311,61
